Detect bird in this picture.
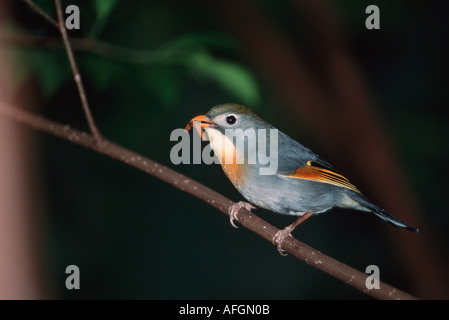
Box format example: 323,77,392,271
185,103,418,255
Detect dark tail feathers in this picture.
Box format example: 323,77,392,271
371,208,419,233
353,193,419,232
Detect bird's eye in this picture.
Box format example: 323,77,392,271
226,115,236,125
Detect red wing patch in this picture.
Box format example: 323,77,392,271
280,160,361,194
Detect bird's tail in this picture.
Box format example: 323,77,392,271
351,192,419,233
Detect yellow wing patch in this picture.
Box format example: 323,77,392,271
280,160,361,194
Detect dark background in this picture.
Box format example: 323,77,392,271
2,0,448,299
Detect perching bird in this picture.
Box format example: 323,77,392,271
185,104,418,254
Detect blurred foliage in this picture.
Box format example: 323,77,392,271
2,0,448,299
18,1,261,108
90,0,119,37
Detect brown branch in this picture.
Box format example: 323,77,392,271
22,0,103,143
22,0,58,28
53,0,102,143
0,102,419,300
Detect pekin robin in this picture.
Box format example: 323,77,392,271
185,104,418,255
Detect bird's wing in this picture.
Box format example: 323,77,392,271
278,160,361,193
277,160,361,194
274,131,361,193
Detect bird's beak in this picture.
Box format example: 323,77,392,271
185,115,217,139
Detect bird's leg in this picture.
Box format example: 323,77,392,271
272,211,314,256
228,201,257,228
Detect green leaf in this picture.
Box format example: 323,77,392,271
92,0,119,20
90,0,119,37
160,33,236,54
183,50,260,105
145,33,237,65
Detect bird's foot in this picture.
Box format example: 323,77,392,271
228,201,257,228
272,226,294,256
271,211,314,256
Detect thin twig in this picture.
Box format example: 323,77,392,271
0,102,419,300
22,0,103,143
53,0,103,144
1,33,159,65
22,0,58,28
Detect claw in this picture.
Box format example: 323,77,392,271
271,211,314,256
228,201,256,228
272,228,293,256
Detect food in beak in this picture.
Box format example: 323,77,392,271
185,115,217,139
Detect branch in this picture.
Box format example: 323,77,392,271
0,102,418,300
23,0,58,28
53,0,102,143
22,0,103,143
0,33,161,65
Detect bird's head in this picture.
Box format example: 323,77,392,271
185,103,269,169
185,103,267,136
